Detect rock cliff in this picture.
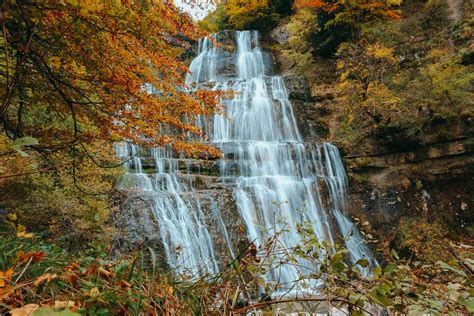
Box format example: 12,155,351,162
266,31,473,252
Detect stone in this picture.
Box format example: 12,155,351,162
283,75,310,101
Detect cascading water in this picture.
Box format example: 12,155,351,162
116,30,375,294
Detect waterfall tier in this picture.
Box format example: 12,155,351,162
116,30,375,295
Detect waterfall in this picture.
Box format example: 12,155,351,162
117,30,375,294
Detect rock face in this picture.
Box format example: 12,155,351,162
110,181,246,270
273,52,474,245
343,124,474,241
263,12,474,244
109,191,167,264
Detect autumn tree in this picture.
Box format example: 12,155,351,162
295,0,402,21
335,40,401,126
286,0,402,58
0,0,222,160
0,0,221,242
207,0,294,31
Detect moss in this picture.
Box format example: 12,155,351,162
394,217,452,262
466,224,474,238
350,172,370,184
435,128,451,140
141,167,157,174
408,165,424,175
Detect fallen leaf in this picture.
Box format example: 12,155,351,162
34,273,58,287
0,268,14,287
89,287,100,298
54,301,76,308
98,267,113,278
10,304,39,316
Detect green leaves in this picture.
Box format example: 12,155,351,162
368,288,392,306
368,282,394,307
436,261,467,277
10,137,39,157
458,297,474,313
383,262,398,274
32,308,81,316
355,258,369,268
372,265,382,279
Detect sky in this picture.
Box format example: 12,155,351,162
173,0,216,20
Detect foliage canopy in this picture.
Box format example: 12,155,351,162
0,0,222,158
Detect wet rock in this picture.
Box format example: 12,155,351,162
110,184,245,270
283,75,310,101
109,191,168,267
292,100,331,141
215,30,237,47
342,124,474,242
191,190,246,268
310,83,336,101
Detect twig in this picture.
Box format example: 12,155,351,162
14,257,33,283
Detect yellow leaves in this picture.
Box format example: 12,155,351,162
386,0,403,6
89,287,100,298
226,0,270,29
63,0,104,14
227,0,269,14
426,47,451,62
98,267,113,278
16,224,35,239
54,301,76,309
347,115,354,124
48,57,62,68
4,213,36,239
110,132,123,142
296,0,402,17
335,39,403,126
367,44,396,61
339,70,350,82
164,284,174,295
68,61,86,76
0,268,14,288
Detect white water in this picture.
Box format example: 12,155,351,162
117,30,375,294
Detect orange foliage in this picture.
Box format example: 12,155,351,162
1,0,223,159
15,251,45,264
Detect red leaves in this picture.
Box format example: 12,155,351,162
15,251,45,264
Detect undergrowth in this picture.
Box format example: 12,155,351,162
0,220,473,315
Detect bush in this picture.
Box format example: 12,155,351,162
199,3,229,32
201,0,294,32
